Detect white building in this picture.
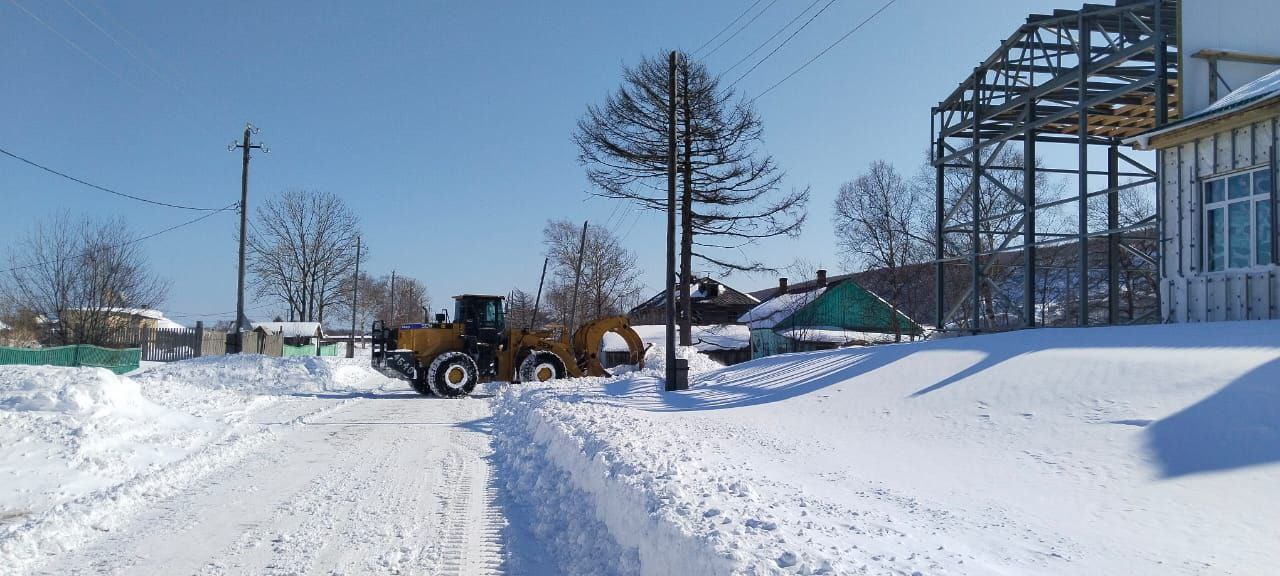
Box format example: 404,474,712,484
1129,0,1280,322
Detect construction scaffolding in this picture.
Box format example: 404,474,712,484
932,0,1178,332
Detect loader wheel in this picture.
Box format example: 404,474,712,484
518,351,566,383
409,368,432,396
427,352,478,397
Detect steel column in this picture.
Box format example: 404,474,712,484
1108,143,1121,323
1023,100,1037,328
1077,14,1091,327
971,70,984,333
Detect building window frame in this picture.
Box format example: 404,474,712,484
1201,165,1273,272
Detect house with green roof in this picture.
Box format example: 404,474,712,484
737,270,924,359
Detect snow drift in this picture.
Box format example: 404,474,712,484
0,355,394,572
493,320,1280,575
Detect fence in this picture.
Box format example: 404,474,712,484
283,343,339,357
243,329,284,357
0,345,141,375
90,322,228,363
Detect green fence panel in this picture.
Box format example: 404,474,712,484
282,343,338,357
0,345,141,375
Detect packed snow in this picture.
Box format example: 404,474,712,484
4,320,1277,575
0,355,397,573
493,320,1280,575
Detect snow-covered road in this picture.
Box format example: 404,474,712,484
36,390,506,576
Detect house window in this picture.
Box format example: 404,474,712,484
1203,167,1272,271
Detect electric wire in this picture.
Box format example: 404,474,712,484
692,0,767,56
1,147,225,211
702,0,780,59
726,0,840,90
2,202,239,274
719,0,825,78
751,0,899,101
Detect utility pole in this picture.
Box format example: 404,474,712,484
567,220,588,335
228,123,267,353
347,235,361,358
389,270,397,327
679,55,694,347
530,257,549,331
664,50,684,391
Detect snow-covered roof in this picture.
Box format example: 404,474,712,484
1204,67,1280,115
737,287,826,330
251,321,324,338
1129,67,1280,147
601,324,750,352
67,307,186,329
0,319,9,331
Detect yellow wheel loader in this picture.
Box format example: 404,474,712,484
370,294,646,397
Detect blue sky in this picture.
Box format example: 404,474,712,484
1,0,1071,325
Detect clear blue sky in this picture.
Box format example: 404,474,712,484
1,0,1070,325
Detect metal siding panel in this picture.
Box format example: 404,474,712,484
1236,125,1253,168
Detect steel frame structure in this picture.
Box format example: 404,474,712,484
932,0,1177,332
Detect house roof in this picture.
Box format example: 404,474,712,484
737,286,828,330
68,307,186,329
629,276,759,313
739,277,924,336
1128,67,1280,148
251,321,324,338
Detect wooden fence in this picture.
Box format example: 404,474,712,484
242,329,284,357
89,322,228,362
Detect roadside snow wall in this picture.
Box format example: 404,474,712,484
492,347,734,576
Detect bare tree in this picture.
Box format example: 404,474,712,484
355,272,431,329
541,219,644,328
833,161,930,341
248,190,364,324
5,212,168,345
575,53,808,343
505,288,543,331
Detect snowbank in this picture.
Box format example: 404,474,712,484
602,325,750,353
493,320,1280,575
0,355,394,570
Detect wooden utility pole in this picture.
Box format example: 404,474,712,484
567,220,589,335
228,123,266,353
679,56,694,347
665,50,679,391
389,270,397,327
347,235,361,358
530,257,549,330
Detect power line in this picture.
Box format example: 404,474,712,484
752,0,898,101
726,0,840,91
61,0,206,111
2,201,238,274
719,0,825,78
0,147,225,211
6,0,147,94
702,0,780,59
692,0,767,56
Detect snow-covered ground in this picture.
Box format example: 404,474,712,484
0,354,499,575
494,321,1280,575
4,320,1277,575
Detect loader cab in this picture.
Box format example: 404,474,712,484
453,295,506,376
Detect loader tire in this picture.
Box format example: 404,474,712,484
427,352,478,397
409,366,432,396
518,351,566,383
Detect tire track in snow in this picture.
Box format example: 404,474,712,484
7,395,360,575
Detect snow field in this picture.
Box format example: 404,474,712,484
0,354,393,574
493,321,1280,575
